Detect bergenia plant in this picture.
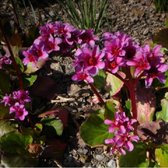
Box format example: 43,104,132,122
1,19,168,167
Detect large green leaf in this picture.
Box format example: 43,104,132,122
156,93,168,122
106,72,124,96
80,113,113,147
119,143,148,167
155,144,168,167
0,120,15,137
1,154,38,167
0,132,33,154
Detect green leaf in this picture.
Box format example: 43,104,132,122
23,74,37,87
0,121,15,137
80,113,113,147
119,143,148,167
94,70,106,90
156,93,168,122
106,72,124,96
0,132,33,154
155,144,168,167
42,117,63,136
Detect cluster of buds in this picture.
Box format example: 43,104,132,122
1,90,31,121
23,21,98,67
104,112,139,155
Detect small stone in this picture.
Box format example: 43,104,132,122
143,28,149,35
107,159,116,167
95,154,104,161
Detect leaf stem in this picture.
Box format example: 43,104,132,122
88,83,105,104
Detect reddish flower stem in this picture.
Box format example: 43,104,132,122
0,22,23,89
125,80,138,119
88,83,105,104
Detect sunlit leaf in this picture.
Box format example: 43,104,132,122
155,144,168,167
106,72,124,96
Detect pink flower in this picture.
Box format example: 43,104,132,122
127,48,151,77
79,29,99,46
72,69,94,83
1,90,31,121
104,112,139,155
10,103,28,121
72,45,105,83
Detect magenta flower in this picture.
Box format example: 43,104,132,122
40,22,55,37
10,103,28,121
79,29,99,46
104,112,139,155
72,45,105,83
1,90,31,121
127,48,151,77
72,69,94,83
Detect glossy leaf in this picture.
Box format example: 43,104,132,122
119,143,148,167
80,113,113,147
0,132,33,154
106,72,124,96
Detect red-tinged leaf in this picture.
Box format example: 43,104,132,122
137,120,168,144
42,139,67,161
136,87,156,123
39,108,69,128
30,76,57,100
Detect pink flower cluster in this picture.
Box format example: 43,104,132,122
104,112,139,155
23,21,98,67
1,90,31,121
73,31,168,87
0,46,12,69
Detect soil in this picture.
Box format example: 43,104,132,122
0,0,168,167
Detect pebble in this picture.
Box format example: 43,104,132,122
95,154,104,161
